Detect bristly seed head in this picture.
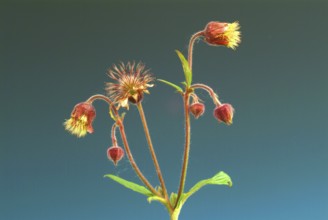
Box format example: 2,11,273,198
105,62,154,109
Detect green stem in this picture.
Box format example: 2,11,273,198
136,102,170,207
175,92,191,207
170,208,181,220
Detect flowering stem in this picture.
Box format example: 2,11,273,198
188,31,204,70
174,31,204,208
175,92,191,208
136,102,170,203
111,123,118,146
191,83,221,105
116,119,160,197
86,94,159,196
86,94,119,115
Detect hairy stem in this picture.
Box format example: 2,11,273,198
188,31,204,70
111,123,118,146
191,83,221,105
86,94,159,195
136,102,170,204
175,92,191,207
116,119,160,197
86,94,119,115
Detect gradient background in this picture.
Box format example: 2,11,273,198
1,0,327,219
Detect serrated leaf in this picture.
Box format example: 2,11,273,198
176,50,192,87
182,171,232,202
104,174,153,197
158,79,183,93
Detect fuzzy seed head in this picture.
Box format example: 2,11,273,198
106,62,154,109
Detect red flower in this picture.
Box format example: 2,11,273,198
203,21,241,50
213,104,234,125
107,146,125,166
189,102,205,119
64,102,96,137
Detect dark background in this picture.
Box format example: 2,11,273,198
1,0,327,219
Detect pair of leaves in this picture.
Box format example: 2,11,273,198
104,171,232,208
158,50,192,93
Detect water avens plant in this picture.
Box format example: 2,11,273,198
64,21,241,220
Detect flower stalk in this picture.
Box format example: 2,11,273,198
136,102,170,202
116,118,160,197
175,92,191,208
191,83,221,105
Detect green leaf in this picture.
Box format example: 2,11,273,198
104,174,153,197
147,195,166,204
158,79,183,93
176,50,192,87
182,171,232,203
169,192,178,207
109,109,116,121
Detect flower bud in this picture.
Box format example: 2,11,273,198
64,102,96,137
213,103,234,125
189,102,205,119
107,146,124,166
203,21,241,50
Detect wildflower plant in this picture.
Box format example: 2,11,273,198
64,21,241,220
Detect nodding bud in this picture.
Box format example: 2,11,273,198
213,103,234,125
107,146,124,166
189,103,205,119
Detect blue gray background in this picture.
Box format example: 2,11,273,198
1,0,327,219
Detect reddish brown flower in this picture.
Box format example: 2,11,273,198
203,21,241,49
107,146,124,166
189,102,205,119
213,103,234,125
64,102,96,137
106,62,154,109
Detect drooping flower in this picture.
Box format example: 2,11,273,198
64,102,96,137
106,62,154,109
107,146,125,166
189,102,205,119
203,21,241,49
213,103,234,125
